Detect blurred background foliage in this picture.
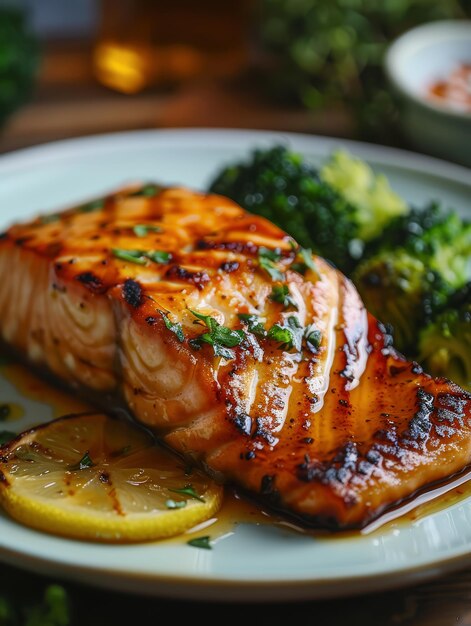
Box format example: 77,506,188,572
258,0,471,141
0,0,471,142
0,5,39,126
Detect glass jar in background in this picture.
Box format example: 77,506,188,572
93,0,253,94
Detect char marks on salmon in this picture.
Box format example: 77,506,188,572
0,183,470,529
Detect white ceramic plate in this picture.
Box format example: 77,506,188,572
0,129,470,603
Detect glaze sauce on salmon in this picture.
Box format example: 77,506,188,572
0,184,470,529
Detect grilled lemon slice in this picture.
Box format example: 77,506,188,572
0,413,223,543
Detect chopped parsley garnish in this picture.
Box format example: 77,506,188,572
133,224,162,238
238,309,320,355
165,499,187,510
267,317,303,351
129,184,161,198
258,247,281,262
158,310,185,342
269,284,297,309
68,451,95,471
237,313,267,337
169,484,205,502
305,325,322,351
299,248,318,272
258,247,284,281
112,249,171,265
285,316,304,350
189,309,245,359
267,324,292,347
0,430,16,445
78,198,104,213
112,249,148,265
146,250,171,264
187,536,212,550
0,404,11,420
292,247,319,275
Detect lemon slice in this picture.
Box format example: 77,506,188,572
0,413,223,543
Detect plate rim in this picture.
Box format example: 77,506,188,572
0,127,470,183
0,127,470,602
2,539,471,603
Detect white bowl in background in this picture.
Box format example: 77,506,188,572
385,20,471,167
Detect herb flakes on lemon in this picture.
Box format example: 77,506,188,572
0,413,223,543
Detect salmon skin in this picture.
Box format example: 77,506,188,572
0,184,470,530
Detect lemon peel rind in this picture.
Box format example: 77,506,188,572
0,477,223,543
0,413,224,543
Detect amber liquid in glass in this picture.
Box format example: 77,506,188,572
94,0,251,93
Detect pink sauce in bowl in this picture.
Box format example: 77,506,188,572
427,63,471,114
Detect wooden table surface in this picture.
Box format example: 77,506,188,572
0,41,354,155
1,42,470,625
3,558,471,625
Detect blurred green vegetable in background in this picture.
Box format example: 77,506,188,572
418,285,471,391
0,5,39,127
258,0,471,140
320,150,407,241
209,146,410,272
0,580,69,626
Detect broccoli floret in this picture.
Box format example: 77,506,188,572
353,249,451,354
208,146,359,271
354,199,470,353
364,202,448,254
208,146,410,271
418,289,471,391
320,150,408,241
445,281,471,311
364,202,471,287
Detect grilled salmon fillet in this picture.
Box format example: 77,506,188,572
0,184,470,529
